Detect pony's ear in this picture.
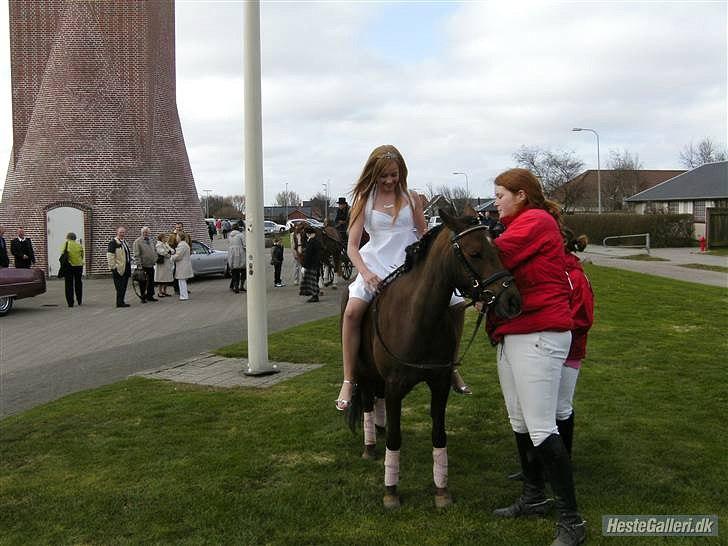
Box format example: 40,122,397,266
463,203,477,217
438,208,460,232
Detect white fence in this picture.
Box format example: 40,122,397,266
602,233,651,255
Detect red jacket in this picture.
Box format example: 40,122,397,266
487,207,573,343
565,252,594,360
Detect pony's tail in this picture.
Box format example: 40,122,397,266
345,383,364,433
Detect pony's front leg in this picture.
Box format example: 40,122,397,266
431,376,452,508
383,393,403,509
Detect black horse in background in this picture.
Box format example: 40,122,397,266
342,207,522,509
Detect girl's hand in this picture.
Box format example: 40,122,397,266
362,270,382,290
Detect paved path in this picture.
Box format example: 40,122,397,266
0,245,345,417
582,246,727,288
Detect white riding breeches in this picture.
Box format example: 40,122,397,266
497,331,572,446
556,365,580,420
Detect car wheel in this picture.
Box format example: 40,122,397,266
0,296,14,316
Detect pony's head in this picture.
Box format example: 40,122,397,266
438,206,521,318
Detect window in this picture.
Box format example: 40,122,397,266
191,242,208,255
668,201,679,214
693,200,706,222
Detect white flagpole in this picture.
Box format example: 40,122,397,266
243,0,275,375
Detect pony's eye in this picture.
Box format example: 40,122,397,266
468,251,482,259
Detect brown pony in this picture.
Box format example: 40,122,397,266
342,208,521,509
292,221,349,285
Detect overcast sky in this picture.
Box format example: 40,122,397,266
0,1,725,204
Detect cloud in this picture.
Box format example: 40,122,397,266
1,1,725,203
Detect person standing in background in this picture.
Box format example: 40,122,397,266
171,233,193,300
107,227,131,308
271,237,284,287
0,226,9,267
10,227,36,268
62,232,84,307
133,226,158,303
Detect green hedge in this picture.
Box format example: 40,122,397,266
564,213,695,247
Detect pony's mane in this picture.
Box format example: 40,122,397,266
402,223,444,273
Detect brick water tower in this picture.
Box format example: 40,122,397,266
0,0,207,275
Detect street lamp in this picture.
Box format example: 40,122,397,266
452,171,470,196
572,127,601,214
284,181,288,223
203,188,212,218
322,180,330,222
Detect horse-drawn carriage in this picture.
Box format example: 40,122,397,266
292,221,354,285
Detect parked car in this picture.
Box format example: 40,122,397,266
0,267,47,316
189,240,229,277
264,220,287,234
285,218,324,231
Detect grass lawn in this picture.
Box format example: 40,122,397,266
622,254,670,261
678,263,728,274
1,266,726,545
706,247,728,257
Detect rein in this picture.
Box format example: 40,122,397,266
371,224,514,370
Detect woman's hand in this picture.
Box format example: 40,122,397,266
362,270,382,290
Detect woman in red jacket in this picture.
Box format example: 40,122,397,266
558,231,594,459
488,169,586,546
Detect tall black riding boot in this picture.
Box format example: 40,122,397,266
493,432,553,518
536,434,586,546
556,412,575,457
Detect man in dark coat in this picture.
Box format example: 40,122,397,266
10,227,36,268
300,226,322,302
0,226,9,267
334,197,350,243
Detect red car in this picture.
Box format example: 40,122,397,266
0,267,46,316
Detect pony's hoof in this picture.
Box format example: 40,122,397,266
434,490,452,509
362,444,377,460
383,493,401,510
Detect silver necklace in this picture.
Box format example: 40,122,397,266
383,203,394,209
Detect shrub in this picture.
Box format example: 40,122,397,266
564,213,694,247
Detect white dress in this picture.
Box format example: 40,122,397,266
348,192,418,303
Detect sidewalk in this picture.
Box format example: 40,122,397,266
0,245,345,417
582,245,727,288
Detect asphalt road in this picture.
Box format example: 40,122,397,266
0,246,344,417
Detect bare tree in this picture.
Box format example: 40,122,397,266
435,185,472,215
309,192,330,222
275,190,301,207
513,146,584,202
680,137,727,168
230,194,246,213
604,149,643,211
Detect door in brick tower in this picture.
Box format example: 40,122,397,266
47,207,85,277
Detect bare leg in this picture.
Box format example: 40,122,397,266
338,297,368,410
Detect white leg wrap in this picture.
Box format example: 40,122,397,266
384,448,400,487
433,447,448,488
363,411,376,445
374,398,386,428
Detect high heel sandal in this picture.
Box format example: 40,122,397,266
451,369,472,395
335,380,356,411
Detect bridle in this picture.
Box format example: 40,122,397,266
450,224,514,305
372,223,516,370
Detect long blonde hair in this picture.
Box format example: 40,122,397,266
349,144,411,227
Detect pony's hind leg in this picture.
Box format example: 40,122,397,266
430,375,453,508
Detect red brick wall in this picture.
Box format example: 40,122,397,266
0,0,207,276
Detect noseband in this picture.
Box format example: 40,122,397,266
450,224,514,305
